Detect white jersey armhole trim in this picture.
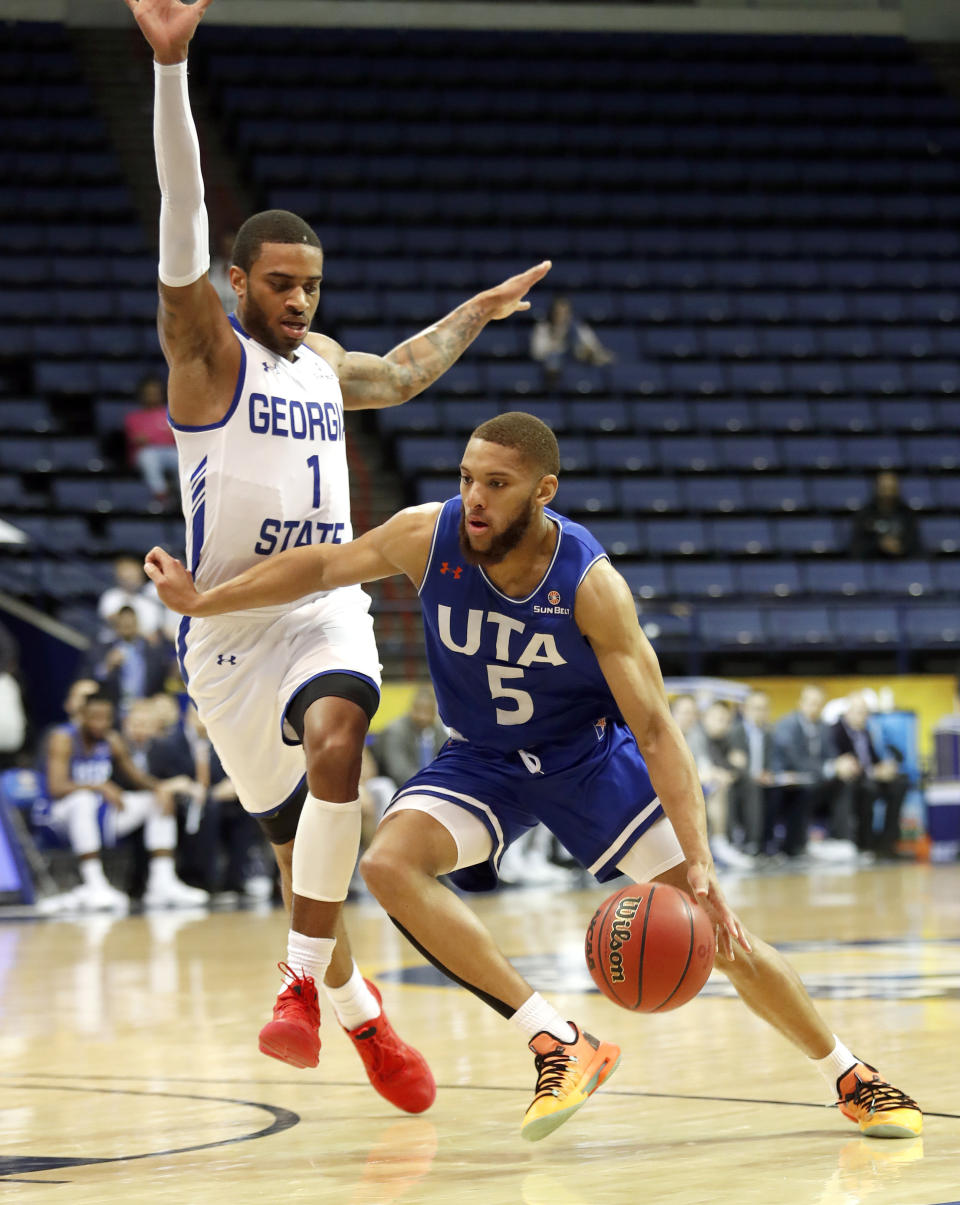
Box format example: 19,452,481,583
576,552,610,591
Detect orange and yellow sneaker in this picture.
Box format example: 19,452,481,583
342,979,436,1114
521,1024,621,1142
258,962,321,1069
836,1061,922,1138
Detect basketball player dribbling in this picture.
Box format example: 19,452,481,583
147,412,923,1143
126,0,550,1113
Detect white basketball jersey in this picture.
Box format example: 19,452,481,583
172,315,355,615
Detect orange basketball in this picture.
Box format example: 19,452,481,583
584,882,715,1012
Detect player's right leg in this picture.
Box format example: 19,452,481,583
362,793,619,1140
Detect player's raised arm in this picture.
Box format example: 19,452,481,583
327,261,552,410
144,505,440,617
574,558,750,958
125,0,240,427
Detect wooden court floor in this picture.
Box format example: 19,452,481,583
2,863,959,1205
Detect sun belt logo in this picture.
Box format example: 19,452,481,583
533,588,570,615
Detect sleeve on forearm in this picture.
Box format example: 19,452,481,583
154,61,210,287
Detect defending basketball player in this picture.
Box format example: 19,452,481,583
126,0,550,1114
147,414,923,1144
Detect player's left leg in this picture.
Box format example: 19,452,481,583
650,855,922,1138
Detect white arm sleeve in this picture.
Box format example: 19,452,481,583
154,60,210,288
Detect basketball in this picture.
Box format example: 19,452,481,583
584,882,715,1012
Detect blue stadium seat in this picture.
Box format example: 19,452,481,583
0,398,52,433
395,436,462,474
710,517,774,555
934,478,960,509
812,399,875,432
666,362,727,396
692,400,753,433
832,605,901,646
905,361,960,395
876,399,936,432
645,518,707,556
588,518,644,556
656,435,717,472
840,435,904,470
744,476,809,512
52,478,110,513
920,518,960,554
814,476,871,512
736,560,802,597
415,477,455,505
669,561,737,599
376,400,440,433
437,399,499,432
769,605,836,646
717,436,779,472
13,516,89,555
782,436,842,471
903,605,960,647
701,605,766,646
787,362,846,396
554,477,617,515
898,475,936,510
619,478,682,514
801,560,869,596
845,362,906,395
774,517,843,555
866,560,934,597
751,399,813,433
904,435,960,471
681,476,746,514
629,400,692,433
567,399,630,432
592,436,654,472
618,561,669,600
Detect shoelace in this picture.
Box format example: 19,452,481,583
844,1077,919,1115
274,962,319,1019
353,1021,407,1075
532,1045,580,1102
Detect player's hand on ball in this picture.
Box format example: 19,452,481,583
144,546,202,615
686,861,751,962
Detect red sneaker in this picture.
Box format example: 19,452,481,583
343,979,436,1114
258,962,321,1069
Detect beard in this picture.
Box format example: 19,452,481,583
458,495,537,566
241,291,303,357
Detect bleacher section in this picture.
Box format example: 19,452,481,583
0,23,958,671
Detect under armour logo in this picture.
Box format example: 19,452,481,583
217,654,237,666
439,561,462,579
262,360,279,373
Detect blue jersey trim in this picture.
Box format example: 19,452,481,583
279,669,381,747
176,615,191,687
416,499,449,597
167,336,247,433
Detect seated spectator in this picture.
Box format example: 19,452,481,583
124,373,179,508
122,698,160,774
698,700,754,870
828,694,910,861
771,685,843,859
530,296,615,385
150,691,183,739
375,685,449,787
98,555,169,641
39,691,208,913
83,605,176,715
670,692,710,767
849,470,919,559
148,704,271,899
729,690,776,856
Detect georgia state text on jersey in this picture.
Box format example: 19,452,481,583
170,315,354,603
419,497,622,753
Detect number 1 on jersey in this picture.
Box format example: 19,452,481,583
307,455,321,508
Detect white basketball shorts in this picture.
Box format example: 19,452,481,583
179,586,381,816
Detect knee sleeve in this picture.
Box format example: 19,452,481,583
145,812,177,853
291,795,362,903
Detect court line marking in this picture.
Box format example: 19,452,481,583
7,1072,958,1121
0,1081,299,1182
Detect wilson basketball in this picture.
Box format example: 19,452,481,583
584,882,715,1012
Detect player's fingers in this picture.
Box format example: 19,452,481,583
514,300,531,311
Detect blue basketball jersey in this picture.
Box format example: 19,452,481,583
419,497,619,753
64,724,113,787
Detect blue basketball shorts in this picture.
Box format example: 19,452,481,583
385,719,664,892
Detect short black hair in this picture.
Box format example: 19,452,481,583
470,411,560,478
83,691,113,708
231,210,323,273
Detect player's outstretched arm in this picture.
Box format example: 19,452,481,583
575,560,751,959
331,261,552,410
125,0,240,428
144,505,439,617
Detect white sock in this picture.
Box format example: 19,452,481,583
813,1036,857,1089
80,859,108,888
324,963,381,1029
282,931,336,989
510,992,576,1044
148,855,176,886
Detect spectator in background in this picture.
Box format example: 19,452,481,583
530,296,615,385
148,704,270,900
375,685,449,788
698,700,754,870
772,685,839,859
670,693,710,768
828,695,910,861
849,470,919,559
122,698,160,773
150,692,183,739
40,691,208,913
208,229,238,313
98,555,168,640
729,690,776,857
124,374,179,509
84,605,175,715
0,617,26,767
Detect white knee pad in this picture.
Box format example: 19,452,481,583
292,795,362,903
65,789,103,857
